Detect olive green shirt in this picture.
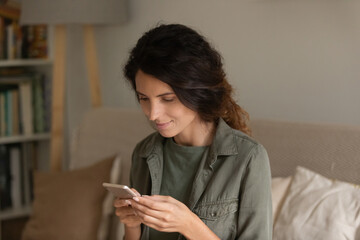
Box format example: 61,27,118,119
130,118,273,240
149,138,208,240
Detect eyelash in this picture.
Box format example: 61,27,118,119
138,96,175,103
162,98,174,102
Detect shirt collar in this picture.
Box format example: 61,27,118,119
138,118,239,160
211,118,239,156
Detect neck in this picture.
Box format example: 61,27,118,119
173,121,215,147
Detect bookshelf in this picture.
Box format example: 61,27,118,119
0,3,54,238
0,205,32,221
0,59,52,67
0,132,50,145
0,41,53,223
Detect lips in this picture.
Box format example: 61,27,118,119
156,121,172,130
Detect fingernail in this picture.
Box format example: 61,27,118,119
133,197,139,202
125,200,131,205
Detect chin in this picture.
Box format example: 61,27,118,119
158,130,176,138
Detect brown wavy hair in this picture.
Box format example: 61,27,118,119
124,24,251,136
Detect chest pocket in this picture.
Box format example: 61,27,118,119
193,198,238,221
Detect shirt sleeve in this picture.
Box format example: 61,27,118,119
237,144,273,240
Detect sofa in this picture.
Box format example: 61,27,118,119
22,107,360,240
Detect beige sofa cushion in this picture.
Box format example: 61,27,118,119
251,119,360,185
22,156,115,240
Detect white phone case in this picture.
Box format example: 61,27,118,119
102,183,138,199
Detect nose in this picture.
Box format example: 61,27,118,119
148,101,161,121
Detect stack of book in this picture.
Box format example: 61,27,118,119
0,1,48,60
0,67,51,137
0,142,37,211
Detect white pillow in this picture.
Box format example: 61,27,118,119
273,166,360,240
271,176,292,223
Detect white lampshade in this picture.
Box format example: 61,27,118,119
20,0,127,25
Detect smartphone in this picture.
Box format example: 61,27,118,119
102,183,138,199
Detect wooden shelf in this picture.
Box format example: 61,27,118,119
0,133,50,145
0,206,32,221
0,59,52,67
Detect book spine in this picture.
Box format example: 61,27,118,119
21,143,31,206
43,74,51,132
5,90,12,136
0,16,5,59
9,145,21,209
0,91,5,136
0,145,11,210
19,81,33,135
6,22,15,60
32,74,45,133
11,89,19,135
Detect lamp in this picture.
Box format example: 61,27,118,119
20,0,127,172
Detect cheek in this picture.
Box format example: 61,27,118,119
170,105,196,121
165,104,182,118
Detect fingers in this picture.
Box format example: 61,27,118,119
133,195,174,211
131,188,141,197
114,201,142,227
112,190,143,228
130,195,183,232
115,205,136,217
114,197,132,207
131,195,177,221
136,212,174,232
142,195,174,202
113,198,137,220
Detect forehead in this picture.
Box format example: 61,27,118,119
135,70,173,95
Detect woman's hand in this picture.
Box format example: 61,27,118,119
113,188,142,228
131,195,194,234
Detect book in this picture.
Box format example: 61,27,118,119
32,74,45,133
0,145,11,210
0,91,5,136
11,88,19,135
0,84,18,136
21,142,35,206
0,74,34,136
1,2,48,60
0,143,37,211
6,21,15,60
28,142,37,202
9,145,21,209
0,1,20,20
19,80,33,135
0,16,5,59
5,89,12,136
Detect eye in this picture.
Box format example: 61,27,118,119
162,98,175,102
138,96,149,102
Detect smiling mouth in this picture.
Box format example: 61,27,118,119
155,121,172,130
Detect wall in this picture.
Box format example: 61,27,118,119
65,0,360,160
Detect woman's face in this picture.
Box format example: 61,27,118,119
135,70,202,144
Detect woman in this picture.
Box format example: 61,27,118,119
114,23,272,240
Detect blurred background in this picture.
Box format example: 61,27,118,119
1,0,360,239
65,0,360,160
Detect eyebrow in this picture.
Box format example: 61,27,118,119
136,91,175,97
